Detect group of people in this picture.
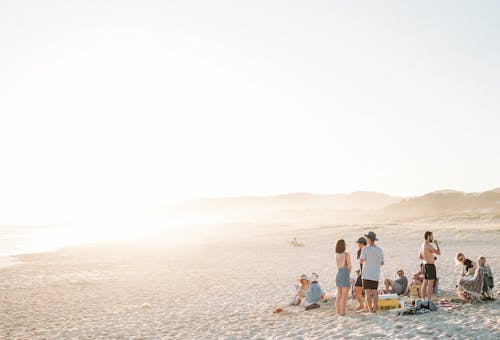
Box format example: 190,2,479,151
279,229,494,316
335,231,385,314
455,253,494,301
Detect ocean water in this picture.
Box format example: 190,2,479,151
0,224,84,266
0,215,228,267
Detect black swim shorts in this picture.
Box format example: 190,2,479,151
362,279,379,290
424,263,437,280
355,275,363,287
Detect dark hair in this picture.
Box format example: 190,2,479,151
335,239,346,254
424,231,433,240
357,249,361,260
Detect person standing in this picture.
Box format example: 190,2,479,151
334,239,352,316
359,231,384,313
419,231,441,302
354,237,367,311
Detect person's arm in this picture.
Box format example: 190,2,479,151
380,249,384,266
432,240,441,255
471,261,478,275
418,244,424,260
359,247,366,265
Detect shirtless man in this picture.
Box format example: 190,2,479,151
419,231,441,301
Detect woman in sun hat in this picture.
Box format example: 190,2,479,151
290,274,310,305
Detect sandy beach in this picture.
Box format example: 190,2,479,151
1,222,499,339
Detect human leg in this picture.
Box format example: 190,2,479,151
373,290,379,312
422,280,428,299
354,286,364,310
427,279,435,300
340,287,348,315
365,289,374,312
336,288,342,314
384,279,394,294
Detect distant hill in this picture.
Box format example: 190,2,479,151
378,188,500,221
166,191,401,216
163,188,500,224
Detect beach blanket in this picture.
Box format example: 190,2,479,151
457,267,493,301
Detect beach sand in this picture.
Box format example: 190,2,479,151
1,222,499,339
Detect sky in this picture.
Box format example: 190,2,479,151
1,1,499,224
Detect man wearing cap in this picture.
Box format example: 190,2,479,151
354,237,367,311
359,231,384,312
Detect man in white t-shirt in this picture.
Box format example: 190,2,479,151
360,231,384,312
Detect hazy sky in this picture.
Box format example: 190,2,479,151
1,1,499,223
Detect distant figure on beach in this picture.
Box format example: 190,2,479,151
419,231,441,301
383,269,408,295
455,253,477,277
353,237,367,311
305,273,325,310
360,231,384,313
334,239,352,316
288,237,304,247
290,274,310,305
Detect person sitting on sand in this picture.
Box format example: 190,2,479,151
288,237,304,247
457,256,494,302
455,253,477,277
334,239,352,316
305,273,325,310
383,269,408,295
290,274,310,305
406,265,424,297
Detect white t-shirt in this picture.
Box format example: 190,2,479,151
360,245,384,281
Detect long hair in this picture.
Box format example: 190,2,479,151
334,239,346,254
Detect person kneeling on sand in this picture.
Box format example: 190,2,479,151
305,273,325,310
455,253,477,277
383,269,408,295
407,266,424,297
